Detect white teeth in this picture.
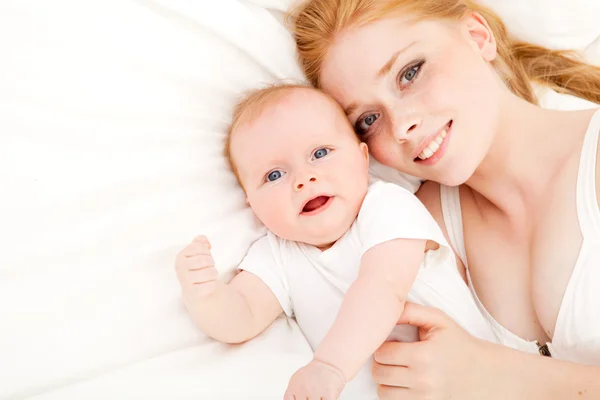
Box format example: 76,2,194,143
417,127,448,160
428,141,440,153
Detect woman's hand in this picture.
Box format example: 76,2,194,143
372,302,496,400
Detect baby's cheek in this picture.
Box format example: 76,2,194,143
255,199,293,233
369,137,402,170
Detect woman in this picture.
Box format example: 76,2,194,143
291,0,600,398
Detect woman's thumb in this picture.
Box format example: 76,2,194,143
397,302,450,331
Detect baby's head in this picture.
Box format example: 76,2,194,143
226,83,370,249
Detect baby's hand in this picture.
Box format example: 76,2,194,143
284,359,346,400
175,235,218,300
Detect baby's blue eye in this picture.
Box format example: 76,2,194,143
313,148,330,160
267,170,284,182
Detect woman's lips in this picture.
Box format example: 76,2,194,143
413,120,453,166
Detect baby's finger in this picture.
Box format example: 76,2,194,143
176,255,213,273
181,243,212,257
190,267,218,284
192,235,211,248
186,255,215,270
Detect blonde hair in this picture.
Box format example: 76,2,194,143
225,82,311,189
291,0,600,105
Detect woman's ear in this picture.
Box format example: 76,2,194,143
464,12,497,62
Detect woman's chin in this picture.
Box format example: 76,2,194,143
424,169,472,187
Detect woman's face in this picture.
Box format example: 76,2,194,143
320,13,504,185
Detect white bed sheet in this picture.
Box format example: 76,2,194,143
1,1,599,399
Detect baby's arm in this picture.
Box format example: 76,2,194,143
175,235,283,344
285,183,449,399
186,272,284,344
315,237,427,381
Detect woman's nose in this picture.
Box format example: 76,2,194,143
392,114,422,144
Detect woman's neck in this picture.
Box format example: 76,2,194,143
464,93,586,221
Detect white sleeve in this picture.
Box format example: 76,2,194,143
237,233,293,317
357,181,449,258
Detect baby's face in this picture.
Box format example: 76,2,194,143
231,89,370,248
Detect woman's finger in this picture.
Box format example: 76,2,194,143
373,340,422,366
397,302,450,332
377,384,412,400
372,362,414,388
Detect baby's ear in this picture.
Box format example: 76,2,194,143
360,142,369,163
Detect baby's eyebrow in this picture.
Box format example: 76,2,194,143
344,102,357,116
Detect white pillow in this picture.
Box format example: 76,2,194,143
0,0,598,398
0,1,306,397
479,0,600,51
254,0,600,50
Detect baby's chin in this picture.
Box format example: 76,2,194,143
286,223,354,249
265,197,363,246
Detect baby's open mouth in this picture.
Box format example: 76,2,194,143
302,195,331,214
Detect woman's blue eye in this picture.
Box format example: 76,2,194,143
399,61,424,86
355,113,379,135
267,170,284,182
313,148,330,159
403,67,418,82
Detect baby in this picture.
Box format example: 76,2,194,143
175,84,495,399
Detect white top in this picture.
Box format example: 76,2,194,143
440,109,600,364
240,181,498,399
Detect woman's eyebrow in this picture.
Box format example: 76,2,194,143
376,41,418,79
343,41,418,116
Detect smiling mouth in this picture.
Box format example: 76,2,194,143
301,195,333,215
414,120,453,162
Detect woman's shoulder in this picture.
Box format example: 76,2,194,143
415,181,442,215
416,181,468,280
415,181,449,238
579,108,600,211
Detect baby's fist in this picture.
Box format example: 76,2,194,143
175,235,218,299
284,359,346,400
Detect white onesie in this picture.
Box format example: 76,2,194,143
239,181,497,399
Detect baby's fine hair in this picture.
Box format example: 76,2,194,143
225,82,348,190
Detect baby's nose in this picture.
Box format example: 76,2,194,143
296,176,317,190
